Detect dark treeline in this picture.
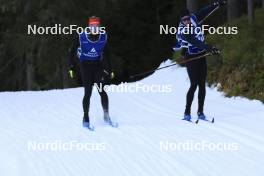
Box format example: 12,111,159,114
0,0,262,91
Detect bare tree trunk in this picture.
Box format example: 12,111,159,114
25,52,34,90
155,0,160,23
227,0,240,21
23,0,35,90
247,0,255,24
186,0,198,13
61,57,69,88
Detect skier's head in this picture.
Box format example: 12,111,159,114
88,16,101,35
180,9,191,26
88,16,101,26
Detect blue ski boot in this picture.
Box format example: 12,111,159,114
104,111,118,128
83,114,94,131
83,122,95,131
197,112,206,120
182,114,192,122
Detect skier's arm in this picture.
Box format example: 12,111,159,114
102,33,115,79
181,34,220,55
102,46,112,72
181,33,209,51
102,45,115,79
67,37,79,78
173,41,182,52
194,0,226,24
68,37,79,69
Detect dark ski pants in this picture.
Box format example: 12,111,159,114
185,57,207,115
80,60,109,120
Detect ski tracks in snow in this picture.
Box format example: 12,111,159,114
1,62,264,176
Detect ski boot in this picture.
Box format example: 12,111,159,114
197,112,206,120
182,114,192,121
83,114,94,131
104,111,118,128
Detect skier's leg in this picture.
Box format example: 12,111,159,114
185,64,199,115
82,84,93,122
94,64,110,120
82,85,95,130
80,62,94,122
185,82,198,115
198,58,207,115
198,79,206,114
99,87,109,118
95,78,109,116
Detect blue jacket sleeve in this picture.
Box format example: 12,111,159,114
181,33,209,51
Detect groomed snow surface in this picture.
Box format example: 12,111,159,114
1,60,264,176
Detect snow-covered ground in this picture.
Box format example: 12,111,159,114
1,60,264,176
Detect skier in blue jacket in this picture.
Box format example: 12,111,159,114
173,0,226,121
68,16,115,130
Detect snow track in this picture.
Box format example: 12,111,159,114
1,60,264,176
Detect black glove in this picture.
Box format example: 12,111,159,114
214,0,227,6
206,46,221,55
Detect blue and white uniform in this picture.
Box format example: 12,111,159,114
77,32,107,61
174,14,206,55
176,14,206,55
173,3,220,56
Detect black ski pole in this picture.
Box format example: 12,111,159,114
129,63,177,79
198,5,219,25
103,70,110,75
129,53,211,79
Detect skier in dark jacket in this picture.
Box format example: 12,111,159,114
173,0,226,121
68,16,115,130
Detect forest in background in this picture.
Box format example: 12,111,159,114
205,8,264,102
0,0,263,102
